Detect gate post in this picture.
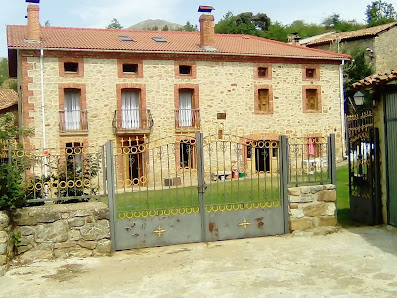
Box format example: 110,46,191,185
279,135,290,234
105,141,116,253
328,134,337,185
195,132,206,242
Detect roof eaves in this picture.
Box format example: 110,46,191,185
7,45,349,60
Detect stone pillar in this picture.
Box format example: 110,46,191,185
27,4,40,42
0,211,12,276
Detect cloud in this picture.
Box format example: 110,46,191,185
73,0,184,28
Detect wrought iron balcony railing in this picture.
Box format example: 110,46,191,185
113,109,153,133
174,109,200,131
59,110,88,132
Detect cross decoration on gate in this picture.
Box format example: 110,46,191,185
153,226,166,237
239,218,251,229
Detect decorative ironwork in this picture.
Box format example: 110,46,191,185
239,218,251,229
59,110,88,132
153,226,166,237
112,109,153,134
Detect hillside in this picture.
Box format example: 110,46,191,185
127,19,183,30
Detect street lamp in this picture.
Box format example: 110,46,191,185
353,91,365,106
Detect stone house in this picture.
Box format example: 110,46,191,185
306,22,397,74
352,70,397,227
7,4,349,185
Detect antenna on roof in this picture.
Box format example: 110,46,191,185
198,5,214,13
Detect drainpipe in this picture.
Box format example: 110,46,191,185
339,59,347,159
40,48,47,176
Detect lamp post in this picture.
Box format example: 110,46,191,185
353,91,365,106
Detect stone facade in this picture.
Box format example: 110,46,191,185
20,51,343,153
309,26,397,74
0,211,13,276
12,202,110,262
288,184,337,231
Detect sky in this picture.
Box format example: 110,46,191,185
1,0,396,58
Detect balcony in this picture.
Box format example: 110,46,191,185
113,109,153,135
59,110,88,134
174,109,200,132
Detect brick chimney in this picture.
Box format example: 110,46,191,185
27,4,40,42
198,6,216,51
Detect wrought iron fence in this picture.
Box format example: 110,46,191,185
288,135,336,186
174,109,200,131
4,146,105,204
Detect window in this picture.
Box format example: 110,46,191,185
59,58,84,77
254,63,272,80
305,89,319,111
178,89,194,127
119,36,134,42
302,64,320,81
122,64,138,73
258,67,268,78
121,89,140,129
117,59,143,78
152,37,166,42
306,68,316,78
179,65,192,75
64,62,78,73
64,89,81,130
65,142,83,171
180,141,195,168
258,89,270,112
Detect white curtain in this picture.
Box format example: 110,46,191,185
65,89,81,130
179,90,193,127
122,90,140,129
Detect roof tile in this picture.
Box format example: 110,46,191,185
7,25,349,60
0,89,18,111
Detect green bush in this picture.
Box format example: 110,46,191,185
0,163,27,210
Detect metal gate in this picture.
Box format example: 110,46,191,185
106,133,289,251
385,92,397,226
347,111,382,225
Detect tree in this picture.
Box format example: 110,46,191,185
323,13,341,29
0,59,8,86
264,22,288,42
366,0,397,27
162,25,169,31
106,18,123,29
215,11,270,37
182,21,198,32
344,48,374,97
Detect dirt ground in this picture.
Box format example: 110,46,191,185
1,226,397,297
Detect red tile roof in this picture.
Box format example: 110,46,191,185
7,25,350,60
0,89,18,111
352,70,397,90
307,22,397,46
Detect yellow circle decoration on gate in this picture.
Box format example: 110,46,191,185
126,212,134,219
142,211,149,217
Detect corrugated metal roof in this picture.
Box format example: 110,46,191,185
7,25,350,60
307,22,397,46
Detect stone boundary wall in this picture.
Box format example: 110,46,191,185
0,211,13,276
0,202,110,276
288,184,337,231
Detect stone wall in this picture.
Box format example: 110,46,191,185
288,184,337,231
375,26,397,74
0,211,13,276
21,51,343,157
12,202,110,262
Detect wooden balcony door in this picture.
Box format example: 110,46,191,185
64,89,81,130
179,89,193,127
121,89,140,129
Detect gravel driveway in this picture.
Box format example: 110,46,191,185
1,226,397,297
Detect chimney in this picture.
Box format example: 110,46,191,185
27,4,40,42
198,6,216,51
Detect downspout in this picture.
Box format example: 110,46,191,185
40,48,47,175
339,59,347,159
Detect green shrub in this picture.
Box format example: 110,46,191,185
0,163,27,210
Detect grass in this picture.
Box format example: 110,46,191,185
114,176,281,213
336,165,361,227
